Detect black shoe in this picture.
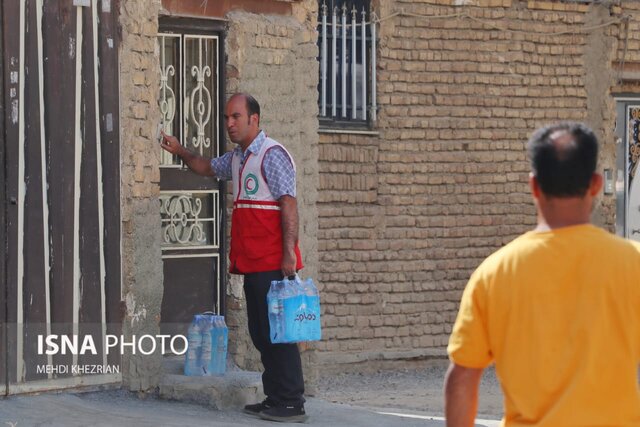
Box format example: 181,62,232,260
243,400,272,417
259,405,309,423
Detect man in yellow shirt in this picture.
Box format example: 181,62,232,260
445,122,640,427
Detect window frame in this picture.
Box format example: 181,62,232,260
317,0,377,131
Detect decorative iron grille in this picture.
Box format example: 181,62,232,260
158,34,219,166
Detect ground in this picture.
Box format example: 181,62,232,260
317,361,504,421
0,361,506,426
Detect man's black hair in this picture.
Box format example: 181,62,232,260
243,94,260,122
527,122,599,197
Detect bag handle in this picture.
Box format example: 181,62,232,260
286,274,302,284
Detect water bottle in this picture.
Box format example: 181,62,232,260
200,317,213,375
220,317,229,374
303,278,321,341
210,316,228,375
184,321,202,376
282,278,296,342
279,282,288,342
303,278,317,297
282,276,303,342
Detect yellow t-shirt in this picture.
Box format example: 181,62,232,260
448,224,640,427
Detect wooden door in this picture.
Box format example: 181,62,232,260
1,0,121,394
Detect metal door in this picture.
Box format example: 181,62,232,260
615,99,640,242
157,18,226,336
0,0,6,397
1,0,121,394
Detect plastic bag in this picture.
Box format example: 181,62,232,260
267,275,321,344
184,312,228,376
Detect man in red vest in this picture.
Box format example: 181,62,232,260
161,93,307,423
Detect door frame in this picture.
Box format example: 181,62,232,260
158,16,227,319
0,0,7,397
614,96,640,239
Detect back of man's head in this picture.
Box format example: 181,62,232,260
527,122,599,197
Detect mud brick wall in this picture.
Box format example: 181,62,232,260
317,0,630,372
119,0,164,391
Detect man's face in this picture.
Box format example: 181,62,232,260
224,96,258,147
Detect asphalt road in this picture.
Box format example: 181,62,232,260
0,389,500,427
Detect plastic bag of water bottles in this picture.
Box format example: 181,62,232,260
267,275,321,344
184,312,228,376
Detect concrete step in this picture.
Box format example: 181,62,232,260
158,356,264,410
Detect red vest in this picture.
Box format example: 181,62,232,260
229,137,303,274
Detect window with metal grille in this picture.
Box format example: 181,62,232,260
317,0,377,128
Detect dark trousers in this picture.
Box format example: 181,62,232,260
243,270,305,407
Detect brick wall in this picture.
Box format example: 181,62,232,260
317,0,630,371
119,0,164,391
116,0,640,381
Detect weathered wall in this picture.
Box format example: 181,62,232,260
613,1,640,95
117,0,319,392
223,0,321,390
119,0,164,391
317,0,629,372
115,0,639,383
584,3,617,226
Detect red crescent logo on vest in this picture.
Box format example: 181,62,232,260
244,173,259,195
